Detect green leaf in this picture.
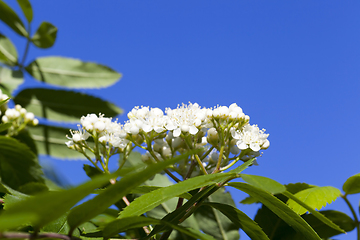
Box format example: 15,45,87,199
14,88,122,122
286,186,341,215
0,123,12,133
0,0,27,37
240,195,259,204
25,57,122,88
0,66,24,94
204,202,269,240
194,188,241,240
302,210,355,239
286,182,314,194
28,124,87,159
18,182,48,195
283,191,345,233
0,136,44,190
0,34,18,66
41,214,71,234
103,216,216,240
67,151,199,231
131,185,192,199
13,129,38,155
16,0,32,23
228,182,321,240
240,174,286,194
83,164,103,179
0,170,122,230
228,158,256,174
119,172,237,219
31,22,57,48
342,173,360,195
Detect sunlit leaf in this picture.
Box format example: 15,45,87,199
0,67,23,94
0,34,18,66
25,57,121,88
228,182,321,239
16,0,32,23
283,191,345,234
240,174,286,194
67,151,199,231
342,173,360,195
119,172,237,219
31,22,57,49
0,170,122,230
103,216,216,240
0,0,27,37
286,182,314,194
204,202,269,240
0,136,44,190
286,186,341,215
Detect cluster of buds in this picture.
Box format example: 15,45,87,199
66,102,269,177
1,103,38,136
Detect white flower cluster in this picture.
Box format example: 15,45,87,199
231,124,270,152
1,104,38,126
66,113,128,149
0,89,10,115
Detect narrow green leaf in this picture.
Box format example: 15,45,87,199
31,22,57,48
0,67,24,93
283,191,345,233
83,164,103,178
16,0,32,23
14,88,122,122
194,188,240,240
240,174,286,194
204,202,270,240
41,214,71,235
0,34,18,66
343,173,360,195
28,124,87,159
67,151,199,231
0,136,44,190
0,170,122,230
228,158,255,174
0,0,27,36
302,210,355,238
131,185,192,199
286,186,341,215
103,216,216,240
25,57,121,88
240,195,259,204
228,182,321,240
119,172,237,219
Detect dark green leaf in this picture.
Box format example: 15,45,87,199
31,22,57,48
14,88,122,122
16,0,32,23
286,182,314,194
25,57,121,88
0,34,18,66
204,202,269,240
103,216,217,240
342,173,360,195
240,174,286,194
283,191,345,234
0,67,24,93
228,158,256,174
0,123,12,133
119,172,237,218
41,214,71,234
228,182,321,240
0,170,122,230
286,187,341,215
28,124,87,159
240,195,259,204
18,182,48,195
194,188,241,240
13,129,38,155
83,164,103,179
302,210,355,238
67,151,199,231
0,0,27,36
0,136,44,190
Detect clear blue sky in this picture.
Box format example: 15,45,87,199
2,1,360,239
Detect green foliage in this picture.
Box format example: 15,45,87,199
14,88,122,122
0,0,27,36
343,173,360,195
0,67,23,94
286,186,341,215
31,22,57,48
16,0,32,23
0,35,18,66
240,174,286,194
0,136,44,190
25,57,122,88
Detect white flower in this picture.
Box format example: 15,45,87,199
231,124,269,152
125,106,166,134
165,102,208,137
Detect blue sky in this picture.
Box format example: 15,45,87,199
2,1,360,239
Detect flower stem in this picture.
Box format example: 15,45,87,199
342,194,360,240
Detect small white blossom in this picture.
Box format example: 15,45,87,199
231,124,269,152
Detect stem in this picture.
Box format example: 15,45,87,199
342,194,360,240
20,25,31,67
214,145,225,173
